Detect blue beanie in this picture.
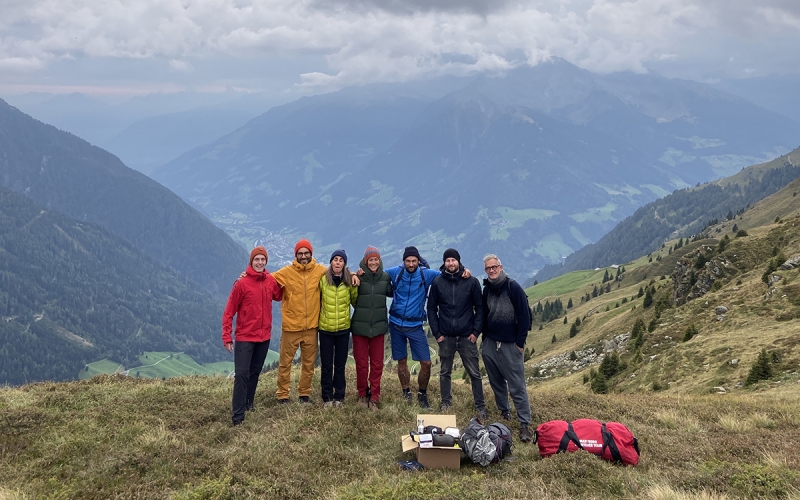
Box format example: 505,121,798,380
330,249,347,265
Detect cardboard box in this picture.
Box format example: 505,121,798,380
400,414,462,469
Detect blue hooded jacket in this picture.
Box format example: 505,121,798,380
386,265,441,328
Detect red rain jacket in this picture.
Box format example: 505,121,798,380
222,266,282,344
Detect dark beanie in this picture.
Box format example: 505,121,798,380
250,246,268,266
442,248,461,263
402,246,421,261
330,249,347,265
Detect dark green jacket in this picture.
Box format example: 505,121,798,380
351,259,393,338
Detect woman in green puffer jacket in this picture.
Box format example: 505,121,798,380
351,246,393,410
318,249,358,406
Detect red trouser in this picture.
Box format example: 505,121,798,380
352,334,385,401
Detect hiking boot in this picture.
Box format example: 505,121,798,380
333,401,343,408
358,396,369,409
477,409,488,421
402,391,413,403
369,399,380,411
520,424,532,443
277,399,289,405
417,391,430,409
232,419,243,427
440,403,451,413
323,401,333,408
501,411,511,421
299,396,311,406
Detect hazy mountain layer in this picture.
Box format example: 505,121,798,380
154,60,800,279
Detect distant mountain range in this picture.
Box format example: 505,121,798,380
154,59,800,279
0,186,225,385
0,98,248,296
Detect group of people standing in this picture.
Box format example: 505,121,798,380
221,239,534,442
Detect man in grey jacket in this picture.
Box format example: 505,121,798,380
481,253,533,443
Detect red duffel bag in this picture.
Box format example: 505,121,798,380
534,419,640,466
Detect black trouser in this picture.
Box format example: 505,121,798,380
232,340,271,424
319,330,350,402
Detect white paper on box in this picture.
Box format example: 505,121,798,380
444,427,460,438
419,434,433,448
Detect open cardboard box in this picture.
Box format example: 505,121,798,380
400,414,462,470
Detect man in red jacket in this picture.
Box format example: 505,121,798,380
222,246,282,426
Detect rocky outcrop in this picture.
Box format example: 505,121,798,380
780,255,800,270
532,333,630,378
672,248,735,305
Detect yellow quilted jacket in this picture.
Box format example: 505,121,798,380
273,258,327,332
318,275,358,332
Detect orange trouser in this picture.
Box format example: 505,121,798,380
276,328,318,399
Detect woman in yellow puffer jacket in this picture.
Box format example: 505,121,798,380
318,249,358,406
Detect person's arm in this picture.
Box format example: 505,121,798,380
349,282,359,304
222,281,242,351
423,268,440,291
480,288,489,337
385,276,394,298
426,280,441,340
470,279,484,342
272,266,287,287
385,265,402,281
510,281,530,351
271,279,283,302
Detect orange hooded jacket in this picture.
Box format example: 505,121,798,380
272,258,327,332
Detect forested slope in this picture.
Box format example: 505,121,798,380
0,187,225,385
0,98,247,297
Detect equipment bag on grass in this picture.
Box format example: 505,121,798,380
459,418,495,466
486,423,513,462
534,419,639,466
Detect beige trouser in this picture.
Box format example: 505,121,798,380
276,328,318,399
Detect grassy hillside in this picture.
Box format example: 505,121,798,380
524,171,800,396
1,372,798,499
76,351,271,380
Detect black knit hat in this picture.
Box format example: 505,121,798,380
442,248,461,263
402,246,421,261
330,249,347,265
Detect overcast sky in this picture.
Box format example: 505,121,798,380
2,0,799,97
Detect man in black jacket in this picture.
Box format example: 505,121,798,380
481,253,533,443
427,248,486,418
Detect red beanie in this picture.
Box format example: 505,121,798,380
295,238,313,256
364,246,380,261
250,246,268,265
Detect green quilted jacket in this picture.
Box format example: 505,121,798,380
351,259,393,338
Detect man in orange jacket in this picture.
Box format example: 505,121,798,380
222,246,282,425
272,238,359,404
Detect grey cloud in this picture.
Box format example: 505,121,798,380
1,0,799,95
308,0,514,15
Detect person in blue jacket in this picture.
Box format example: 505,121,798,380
383,246,470,409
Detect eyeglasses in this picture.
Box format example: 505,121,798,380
297,251,311,257
484,265,501,272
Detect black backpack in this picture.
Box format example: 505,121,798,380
460,418,513,466
486,423,513,462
